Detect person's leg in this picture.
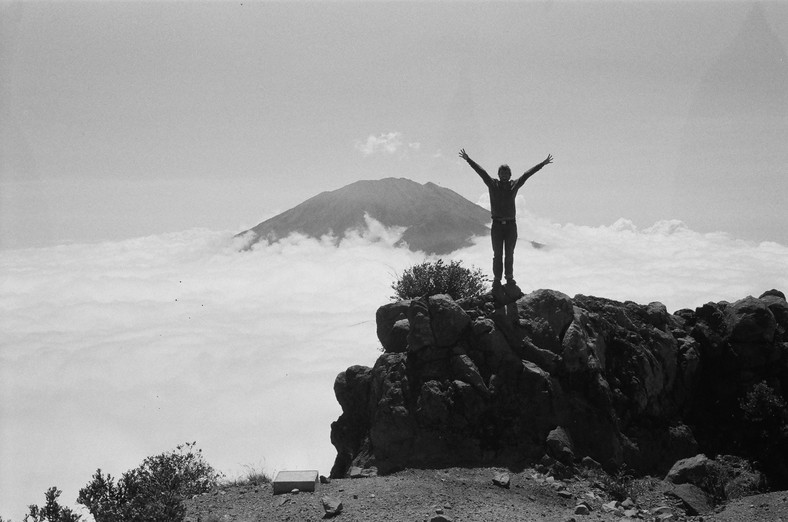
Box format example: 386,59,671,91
504,222,518,284
491,221,504,285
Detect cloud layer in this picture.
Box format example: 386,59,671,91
1,216,787,519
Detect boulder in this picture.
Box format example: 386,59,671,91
727,296,777,345
429,294,471,347
517,289,575,353
665,454,717,486
407,298,435,351
450,354,490,399
376,300,410,351
332,289,788,487
665,483,713,515
546,426,575,464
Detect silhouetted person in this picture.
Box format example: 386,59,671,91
459,148,553,287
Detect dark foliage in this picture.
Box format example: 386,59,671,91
24,487,81,522
77,442,221,522
391,259,488,300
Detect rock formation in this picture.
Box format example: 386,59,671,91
330,289,788,488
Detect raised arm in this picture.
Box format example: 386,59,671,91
513,154,553,189
459,148,493,185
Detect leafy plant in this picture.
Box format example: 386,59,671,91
597,466,634,502
77,442,221,522
739,381,788,430
391,259,488,300
24,487,81,522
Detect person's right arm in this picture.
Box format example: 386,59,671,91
459,149,492,185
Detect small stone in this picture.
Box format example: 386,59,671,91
436,507,444,514
430,516,453,522
621,498,635,509
602,500,621,513
558,490,573,499
275,496,290,507
290,488,299,494
493,472,511,489
349,466,364,478
575,504,590,515
319,475,330,484
624,508,638,517
321,495,343,517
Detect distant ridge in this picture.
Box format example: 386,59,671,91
236,178,492,254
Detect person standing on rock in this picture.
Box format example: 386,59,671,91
459,148,553,288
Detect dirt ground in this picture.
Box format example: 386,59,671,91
183,466,788,522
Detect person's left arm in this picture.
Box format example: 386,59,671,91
513,154,553,189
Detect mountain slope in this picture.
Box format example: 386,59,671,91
237,178,492,255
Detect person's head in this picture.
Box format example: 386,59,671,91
498,165,512,181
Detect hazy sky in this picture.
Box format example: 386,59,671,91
2,1,787,249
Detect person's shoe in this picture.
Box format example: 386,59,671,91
506,278,517,286
492,279,502,288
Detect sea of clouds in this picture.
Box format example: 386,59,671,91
1,208,787,520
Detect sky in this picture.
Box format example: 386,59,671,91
2,1,787,249
2,0,788,519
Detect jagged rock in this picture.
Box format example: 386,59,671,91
376,300,410,352
546,426,575,464
321,495,343,517
492,472,510,488
665,454,717,486
574,502,591,515
517,289,575,354
760,290,788,318
407,298,435,351
450,354,490,398
666,483,713,515
429,294,471,347
331,289,788,486
581,456,601,469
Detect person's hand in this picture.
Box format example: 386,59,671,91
544,154,553,165
459,149,470,161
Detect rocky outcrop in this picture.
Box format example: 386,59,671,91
330,289,788,487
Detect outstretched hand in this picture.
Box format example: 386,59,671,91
459,148,470,161
544,154,553,165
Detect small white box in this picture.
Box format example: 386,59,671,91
272,470,319,494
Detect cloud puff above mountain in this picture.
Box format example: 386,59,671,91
1,216,786,519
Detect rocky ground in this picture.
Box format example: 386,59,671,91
183,466,788,522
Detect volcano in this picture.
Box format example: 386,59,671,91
236,178,491,255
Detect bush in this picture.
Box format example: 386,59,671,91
739,381,788,430
391,259,488,300
24,487,81,522
77,442,221,522
597,466,634,502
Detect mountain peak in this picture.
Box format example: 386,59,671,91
237,178,491,255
